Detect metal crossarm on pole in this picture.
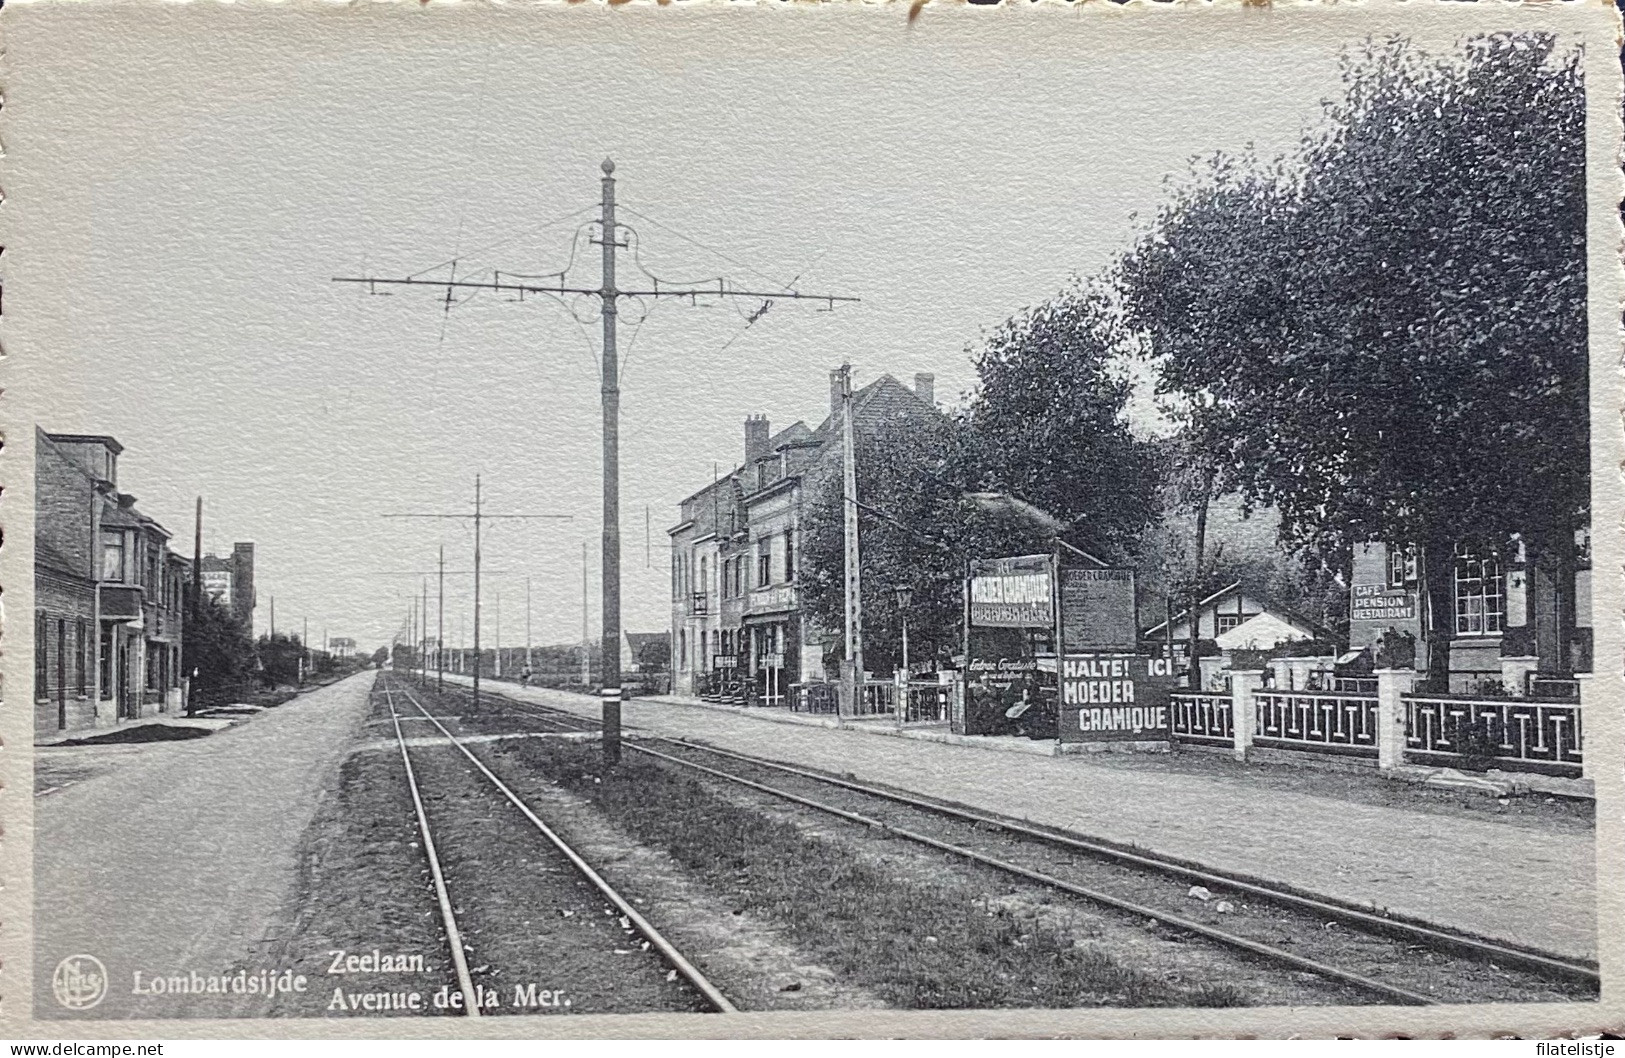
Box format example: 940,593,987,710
338,160,859,764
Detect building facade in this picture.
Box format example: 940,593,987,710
35,430,189,740
1348,534,1591,693
199,542,257,636
670,368,941,703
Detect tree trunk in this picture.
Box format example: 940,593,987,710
1421,536,1453,691
1187,468,1215,689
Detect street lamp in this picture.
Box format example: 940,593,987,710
892,584,914,676
893,584,914,727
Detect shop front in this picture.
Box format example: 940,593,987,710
744,616,799,707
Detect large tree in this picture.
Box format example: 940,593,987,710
1118,35,1586,605
182,596,257,709
960,280,1163,560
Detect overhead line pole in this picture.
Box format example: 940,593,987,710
439,546,446,694
382,475,570,712
337,160,858,764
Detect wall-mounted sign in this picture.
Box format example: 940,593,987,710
1058,653,1175,742
201,570,232,605
969,555,1054,628
749,585,796,614
1060,567,1137,652
1350,584,1415,622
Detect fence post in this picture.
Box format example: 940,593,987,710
1576,671,1594,781
1230,669,1263,763
1374,667,1416,772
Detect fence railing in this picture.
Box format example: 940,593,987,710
900,681,952,725
789,681,839,715
1404,695,1582,777
1334,676,1379,695
853,680,896,718
1254,691,1380,758
1169,692,1233,746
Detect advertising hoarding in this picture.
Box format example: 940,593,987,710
1057,653,1176,743
1059,567,1137,652
968,554,1054,628
201,570,232,605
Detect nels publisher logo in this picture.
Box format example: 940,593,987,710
52,954,108,1010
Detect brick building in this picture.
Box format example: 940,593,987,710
35,430,189,740
670,369,940,702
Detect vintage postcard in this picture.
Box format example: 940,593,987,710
1,0,1620,1040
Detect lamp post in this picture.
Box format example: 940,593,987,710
893,584,913,727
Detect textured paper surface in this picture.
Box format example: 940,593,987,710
1,0,1621,1038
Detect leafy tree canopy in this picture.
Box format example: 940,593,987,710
1118,34,1587,560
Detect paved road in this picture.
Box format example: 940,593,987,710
449,676,1597,964
33,672,377,1020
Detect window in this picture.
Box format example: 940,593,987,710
76,620,88,696
102,530,127,582
784,531,795,583
1454,550,1505,636
757,549,771,588
1216,614,1241,635
1388,545,1419,590
34,611,48,701
700,557,708,597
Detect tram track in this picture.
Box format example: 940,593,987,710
450,681,1598,1008
378,676,737,1015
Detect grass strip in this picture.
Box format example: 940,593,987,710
500,738,1246,1010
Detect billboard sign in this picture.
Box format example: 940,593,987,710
969,555,1054,628
1058,653,1176,743
1059,567,1137,652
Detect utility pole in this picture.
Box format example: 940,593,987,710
336,160,857,763
840,362,864,714
582,540,591,688
421,578,429,686
382,477,568,711
302,615,309,685
270,596,276,638
526,576,533,674
438,545,446,694
495,587,502,679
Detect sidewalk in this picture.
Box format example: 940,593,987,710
454,675,1597,963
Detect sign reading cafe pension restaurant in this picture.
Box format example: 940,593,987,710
1350,583,1416,621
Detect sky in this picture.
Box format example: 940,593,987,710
11,5,1372,652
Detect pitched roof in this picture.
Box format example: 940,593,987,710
625,630,671,652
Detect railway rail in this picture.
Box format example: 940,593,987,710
378,676,737,1015
435,680,1598,1008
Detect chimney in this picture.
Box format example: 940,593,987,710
914,372,935,407
744,414,771,467
829,367,846,423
